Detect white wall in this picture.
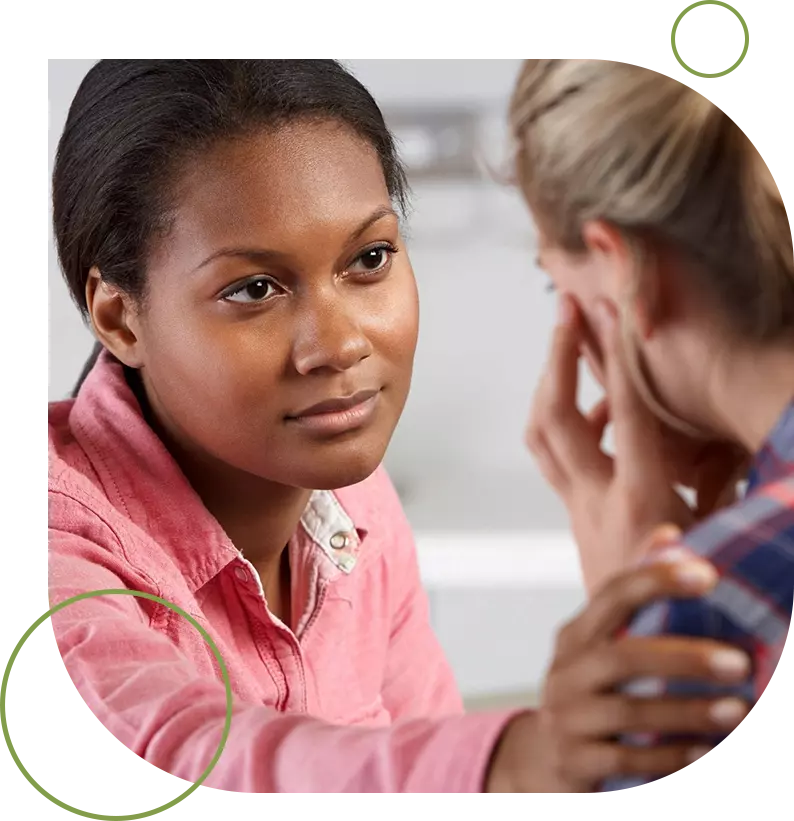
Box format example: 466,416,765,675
48,60,98,401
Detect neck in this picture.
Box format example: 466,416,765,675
166,440,307,629
131,369,311,579
708,342,794,454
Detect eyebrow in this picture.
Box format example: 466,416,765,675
191,205,399,272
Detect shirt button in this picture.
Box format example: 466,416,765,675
329,531,350,550
235,566,249,582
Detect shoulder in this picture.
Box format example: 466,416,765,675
684,472,791,583
630,476,794,656
49,398,126,554
49,397,100,493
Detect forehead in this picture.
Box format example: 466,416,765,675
157,121,392,261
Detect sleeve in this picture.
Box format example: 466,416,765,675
49,528,515,793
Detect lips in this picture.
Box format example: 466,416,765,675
288,389,380,419
285,389,382,436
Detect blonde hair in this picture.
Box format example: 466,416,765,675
509,60,794,436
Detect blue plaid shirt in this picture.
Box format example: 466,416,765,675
602,398,794,791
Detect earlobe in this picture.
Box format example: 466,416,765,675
85,268,144,368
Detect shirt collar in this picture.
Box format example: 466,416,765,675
70,352,369,592
748,398,794,492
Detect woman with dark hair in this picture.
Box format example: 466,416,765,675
49,60,745,792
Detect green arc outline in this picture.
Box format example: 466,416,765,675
47,589,232,786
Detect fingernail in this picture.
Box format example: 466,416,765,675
653,525,683,544
558,294,574,325
687,746,711,764
641,545,685,567
709,698,747,728
672,561,719,589
710,649,751,680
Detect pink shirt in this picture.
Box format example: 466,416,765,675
48,353,515,792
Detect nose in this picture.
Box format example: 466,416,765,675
291,291,373,376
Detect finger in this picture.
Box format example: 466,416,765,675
572,635,751,693
526,430,568,495
545,293,582,410
563,741,712,784
586,398,611,443
556,525,700,654
552,694,749,737
533,295,611,481
593,299,667,486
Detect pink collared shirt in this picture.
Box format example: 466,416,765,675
48,353,515,792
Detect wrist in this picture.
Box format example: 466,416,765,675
483,711,537,793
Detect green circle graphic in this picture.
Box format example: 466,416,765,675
672,1,749,78
48,590,232,787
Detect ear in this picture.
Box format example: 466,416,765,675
85,268,145,368
580,220,659,341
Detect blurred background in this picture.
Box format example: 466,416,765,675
48,60,602,710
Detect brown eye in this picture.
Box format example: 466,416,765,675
348,244,396,276
363,248,388,269
222,277,280,304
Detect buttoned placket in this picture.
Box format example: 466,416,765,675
228,490,363,713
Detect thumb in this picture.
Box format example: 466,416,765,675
644,522,683,558
638,524,699,566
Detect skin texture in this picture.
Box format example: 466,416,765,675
86,121,419,619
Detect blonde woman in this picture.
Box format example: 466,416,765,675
510,59,794,789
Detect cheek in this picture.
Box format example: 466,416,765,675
139,294,286,421
366,266,420,368
562,271,602,317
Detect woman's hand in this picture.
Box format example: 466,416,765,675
526,295,693,593
485,529,751,792
579,317,750,521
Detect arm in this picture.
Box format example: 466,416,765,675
49,528,512,793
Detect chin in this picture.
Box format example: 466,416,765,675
300,456,383,491
259,437,388,492
306,449,385,490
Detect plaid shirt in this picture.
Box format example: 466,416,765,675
602,398,794,791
